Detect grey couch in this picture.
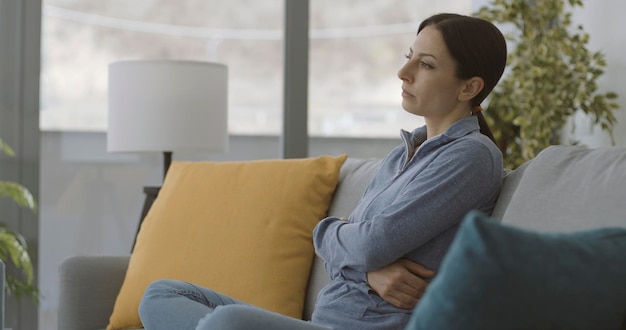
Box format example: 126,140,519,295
58,145,626,330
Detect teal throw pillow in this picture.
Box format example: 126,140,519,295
406,211,626,330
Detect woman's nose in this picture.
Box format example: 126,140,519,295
397,63,411,83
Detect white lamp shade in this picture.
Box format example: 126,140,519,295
107,60,228,154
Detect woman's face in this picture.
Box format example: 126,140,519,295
397,25,469,120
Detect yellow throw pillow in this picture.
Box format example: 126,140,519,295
107,155,347,329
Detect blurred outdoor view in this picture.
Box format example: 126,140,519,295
41,0,470,137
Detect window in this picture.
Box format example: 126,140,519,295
41,0,471,137
309,0,471,137
41,0,284,134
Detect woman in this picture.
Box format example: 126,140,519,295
139,13,507,330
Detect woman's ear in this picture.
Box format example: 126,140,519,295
458,77,484,102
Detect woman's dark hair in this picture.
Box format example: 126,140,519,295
418,13,507,145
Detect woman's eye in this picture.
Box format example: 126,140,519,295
420,61,434,69
404,53,412,60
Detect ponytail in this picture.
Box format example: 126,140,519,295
474,111,497,146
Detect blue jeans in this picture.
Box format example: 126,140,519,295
139,279,331,330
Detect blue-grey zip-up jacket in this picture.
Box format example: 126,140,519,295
311,116,503,330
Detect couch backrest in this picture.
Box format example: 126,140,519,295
303,158,380,320
491,162,531,221
495,145,626,232
303,146,626,319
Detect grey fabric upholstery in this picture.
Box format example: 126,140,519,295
490,162,531,221
57,148,626,329
499,146,626,232
58,256,130,330
303,158,381,320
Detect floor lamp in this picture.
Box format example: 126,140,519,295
107,60,228,251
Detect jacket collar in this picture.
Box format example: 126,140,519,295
401,116,480,152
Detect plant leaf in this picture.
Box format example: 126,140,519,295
0,228,34,284
476,0,620,169
0,138,15,157
0,181,37,210
0,137,39,303
5,273,40,303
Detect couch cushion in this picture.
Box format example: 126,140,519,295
499,145,626,231
406,210,626,330
490,163,530,221
107,155,346,329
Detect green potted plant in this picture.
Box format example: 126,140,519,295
0,137,38,302
476,0,620,169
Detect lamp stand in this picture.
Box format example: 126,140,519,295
131,151,173,252
163,151,172,180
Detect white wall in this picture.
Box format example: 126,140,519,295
568,0,626,147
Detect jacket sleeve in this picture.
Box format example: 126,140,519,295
313,141,500,273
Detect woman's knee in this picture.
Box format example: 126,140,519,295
146,279,188,292
142,279,185,301
139,279,187,316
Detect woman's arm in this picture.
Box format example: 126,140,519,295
313,141,499,272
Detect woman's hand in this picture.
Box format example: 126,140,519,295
366,259,435,310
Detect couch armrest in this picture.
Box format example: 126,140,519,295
58,256,130,330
